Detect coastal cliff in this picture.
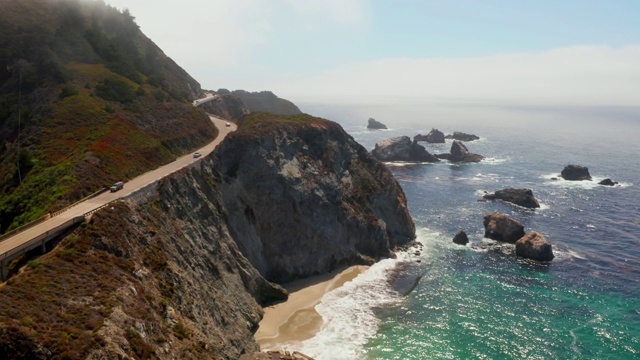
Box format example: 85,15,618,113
0,113,415,358
211,112,416,282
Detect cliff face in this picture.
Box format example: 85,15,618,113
211,113,416,282
0,113,415,358
217,90,302,115
200,94,250,120
0,168,285,360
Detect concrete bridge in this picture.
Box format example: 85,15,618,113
193,93,218,107
0,98,235,281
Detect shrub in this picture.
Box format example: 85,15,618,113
58,85,79,99
172,322,190,340
95,77,135,103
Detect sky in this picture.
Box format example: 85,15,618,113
104,0,640,105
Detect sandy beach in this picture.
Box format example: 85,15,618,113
255,265,368,351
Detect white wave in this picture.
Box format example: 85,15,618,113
479,157,507,165
299,258,402,360
383,161,437,167
549,247,588,261
538,203,551,210
299,230,435,360
541,173,632,189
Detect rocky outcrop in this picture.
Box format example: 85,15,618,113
367,118,388,129
598,178,618,186
414,129,445,143
560,165,592,181
226,90,302,115
201,94,250,120
452,230,469,245
482,213,554,262
483,212,525,243
483,188,540,209
445,132,479,141
213,113,416,282
515,231,554,261
371,136,439,162
445,140,484,163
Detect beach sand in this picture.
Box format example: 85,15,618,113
255,265,368,351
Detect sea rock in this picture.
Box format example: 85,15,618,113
414,128,445,143
213,113,416,282
483,212,525,243
598,178,617,186
452,230,469,245
449,140,484,163
560,165,592,181
483,188,540,209
367,118,387,129
371,136,439,162
445,131,480,141
515,231,554,261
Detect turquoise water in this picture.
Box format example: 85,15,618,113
295,100,640,360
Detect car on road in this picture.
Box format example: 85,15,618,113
193,152,201,158
226,122,231,127
110,181,124,192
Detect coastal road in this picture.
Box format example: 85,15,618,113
0,108,236,266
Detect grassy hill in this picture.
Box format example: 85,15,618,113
0,0,217,232
217,89,302,115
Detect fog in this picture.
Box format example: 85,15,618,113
277,45,640,106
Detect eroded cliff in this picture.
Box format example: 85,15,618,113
0,112,415,359
211,112,416,282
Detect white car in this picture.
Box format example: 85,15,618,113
193,152,201,158
226,122,231,127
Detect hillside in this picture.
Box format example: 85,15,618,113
0,0,216,232
217,89,302,115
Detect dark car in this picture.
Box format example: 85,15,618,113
110,181,124,192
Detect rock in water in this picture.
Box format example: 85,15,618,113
367,118,388,129
515,231,554,261
483,188,540,209
483,212,525,243
598,178,617,186
372,136,439,162
445,131,480,141
449,140,484,163
414,128,445,143
452,230,469,245
560,165,592,181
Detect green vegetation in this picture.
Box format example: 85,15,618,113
0,204,135,359
95,76,136,103
226,89,302,115
0,0,217,232
240,112,319,128
172,322,192,340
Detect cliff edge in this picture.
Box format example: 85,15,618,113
211,112,416,282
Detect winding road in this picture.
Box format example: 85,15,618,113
0,98,235,278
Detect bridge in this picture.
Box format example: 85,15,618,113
192,92,218,107
0,96,235,281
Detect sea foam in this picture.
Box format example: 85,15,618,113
299,231,433,360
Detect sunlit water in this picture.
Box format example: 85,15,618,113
294,99,640,359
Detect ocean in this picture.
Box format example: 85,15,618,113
292,99,640,359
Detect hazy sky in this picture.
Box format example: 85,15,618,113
104,0,640,105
